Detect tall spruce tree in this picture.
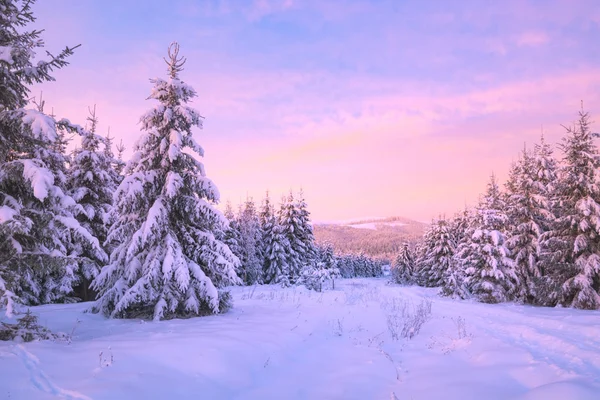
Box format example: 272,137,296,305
0,0,103,316
238,197,263,285
67,106,115,300
539,109,600,309
103,130,124,190
223,201,244,278
278,192,303,283
295,189,317,266
302,242,340,292
91,43,240,320
442,208,472,298
504,148,545,302
459,174,518,303
415,217,454,288
260,193,290,285
391,243,415,285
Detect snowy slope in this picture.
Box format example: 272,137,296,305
1,279,599,400
314,217,427,259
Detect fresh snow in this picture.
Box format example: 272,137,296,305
344,222,408,230
0,205,17,223
0,46,12,64
347,222,378,230
21,159,54,201
1,278,599,400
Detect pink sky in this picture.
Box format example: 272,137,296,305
31,0,600,222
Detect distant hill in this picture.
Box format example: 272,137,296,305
313,216,428,261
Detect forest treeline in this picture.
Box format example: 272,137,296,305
393,110,600,310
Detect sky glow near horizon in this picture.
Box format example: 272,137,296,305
30,0,600,222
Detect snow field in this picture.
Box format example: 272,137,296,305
1,278,599,400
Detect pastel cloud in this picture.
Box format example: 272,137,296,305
516,31,550,47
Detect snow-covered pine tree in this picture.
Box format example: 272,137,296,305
337,254,355,278
91,43,240,320
295,189,317,267
113,138,127,176
258,192,274,263
449,206,472,247
0,0,79,161
354,252,367,277
302,243,339,292
441,207,472,298
67,106,116,300
319,243,338,271
539,109,600,309
529,134,559,304
238,197,263,285
260,193,290,285
278,192,303,283
460,174,519,303
0,0,104,316
415,217,454,288
103,130,125,189
319,242,340,286
532,133,559,228
504,146,552,303
223,201,244,279
391,243,415,285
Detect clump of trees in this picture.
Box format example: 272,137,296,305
391,109,600,310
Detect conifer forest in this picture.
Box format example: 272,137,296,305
1,1,599,399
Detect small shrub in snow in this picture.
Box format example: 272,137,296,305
452,316,470,340
345,283,381,305
217,291,233,314
301,262,340,292
382,297,432,340
401,299,432,339
0,310,65,342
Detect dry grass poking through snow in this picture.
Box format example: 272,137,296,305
380,296,433,340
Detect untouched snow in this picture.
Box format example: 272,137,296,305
1,278,599,400
346,222,378,230
346,222,408,230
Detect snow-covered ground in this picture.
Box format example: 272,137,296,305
346,222,408,230
1,278,599,400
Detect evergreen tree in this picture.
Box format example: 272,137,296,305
223,201,244,278
114,138,127,176
415,217,454,287
302,243,340,292
67,106,115,300
337,254,355,278
103,130,125,189
295,189,317,266
539,109,600,309
504,146,555,303
449,206,472,247
0,0,79,161
260,193,290,285
238,197,263,285
91,43,240,320
532,133,559,231
319,242,340,284
459,174,519,303
442,208,472,298
391,243,415,285
278,192,303,283
0,0,102,316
